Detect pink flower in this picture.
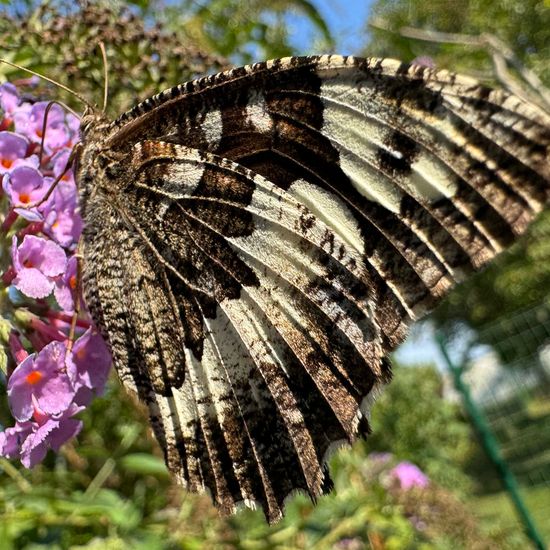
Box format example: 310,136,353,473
0,131,38,174
8,332,29,364
0,78,112,469
0,422,34,459
0,405,84,468
41,180,82,248
20,405,83,468
14,101,70,153
27,316,66,352
52,150,75,185
390,461,429,490
52,255,78,312
64,114,80,147
7,341,75,422
0,83,20,129
68,328,112,394
11,235,67,301
3,165,51,220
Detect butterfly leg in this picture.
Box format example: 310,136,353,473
67,248,83,353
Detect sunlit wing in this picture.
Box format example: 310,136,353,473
81,56,550,522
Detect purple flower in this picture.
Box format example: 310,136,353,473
68,328,112,395
42,180,82,247
27,316,66,351
0,79,112,469
0,83,20,128
3,165,51,220
0,405,84,468
7,341,75,422
20,405,83,468
52,255,77,312
14,101,70,153
0,131,38,174
11,235,67,300
52,150,75,185
390,461,429,490
65,114,80,147
0,422,34,459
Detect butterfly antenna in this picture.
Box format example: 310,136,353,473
38,101,79,165
0,57,93,109
98,42,109,112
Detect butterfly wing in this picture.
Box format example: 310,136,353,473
81,56,550,521
108,55,550,332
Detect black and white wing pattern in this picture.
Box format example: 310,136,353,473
76,56,550,522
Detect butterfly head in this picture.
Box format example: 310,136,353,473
79,107,112,140
75,107,124,219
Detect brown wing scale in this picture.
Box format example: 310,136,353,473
76,56,550,522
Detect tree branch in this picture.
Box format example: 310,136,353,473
369,19,550,111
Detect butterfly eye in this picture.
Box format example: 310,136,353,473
80,118,93,134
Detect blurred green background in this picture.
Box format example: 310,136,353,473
1,1,550,548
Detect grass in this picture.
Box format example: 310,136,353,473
471,485,550,547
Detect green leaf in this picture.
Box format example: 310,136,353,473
118,453,170,478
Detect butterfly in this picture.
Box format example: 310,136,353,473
74,55,550,522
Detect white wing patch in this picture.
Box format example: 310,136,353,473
245,91,273,134
201,109,223,149
135,145,205,197
320,93,403,212
319,80,460,208
288,179,364,254
408,155,458,201
158,161,205,196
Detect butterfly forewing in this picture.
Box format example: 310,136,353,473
76,55,550,522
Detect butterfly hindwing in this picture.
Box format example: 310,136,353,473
128,142,386,519
77,55,550,521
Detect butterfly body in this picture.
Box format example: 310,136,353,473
74,55,550,522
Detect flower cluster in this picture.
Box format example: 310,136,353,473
389,461,429,490
366,452,430,491
0,80,111,467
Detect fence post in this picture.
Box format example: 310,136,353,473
436,333,546,550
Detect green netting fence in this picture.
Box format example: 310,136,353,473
438,304,550,549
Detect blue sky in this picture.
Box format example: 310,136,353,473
288,0,376,54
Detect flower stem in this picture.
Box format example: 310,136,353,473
0,457,31,492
